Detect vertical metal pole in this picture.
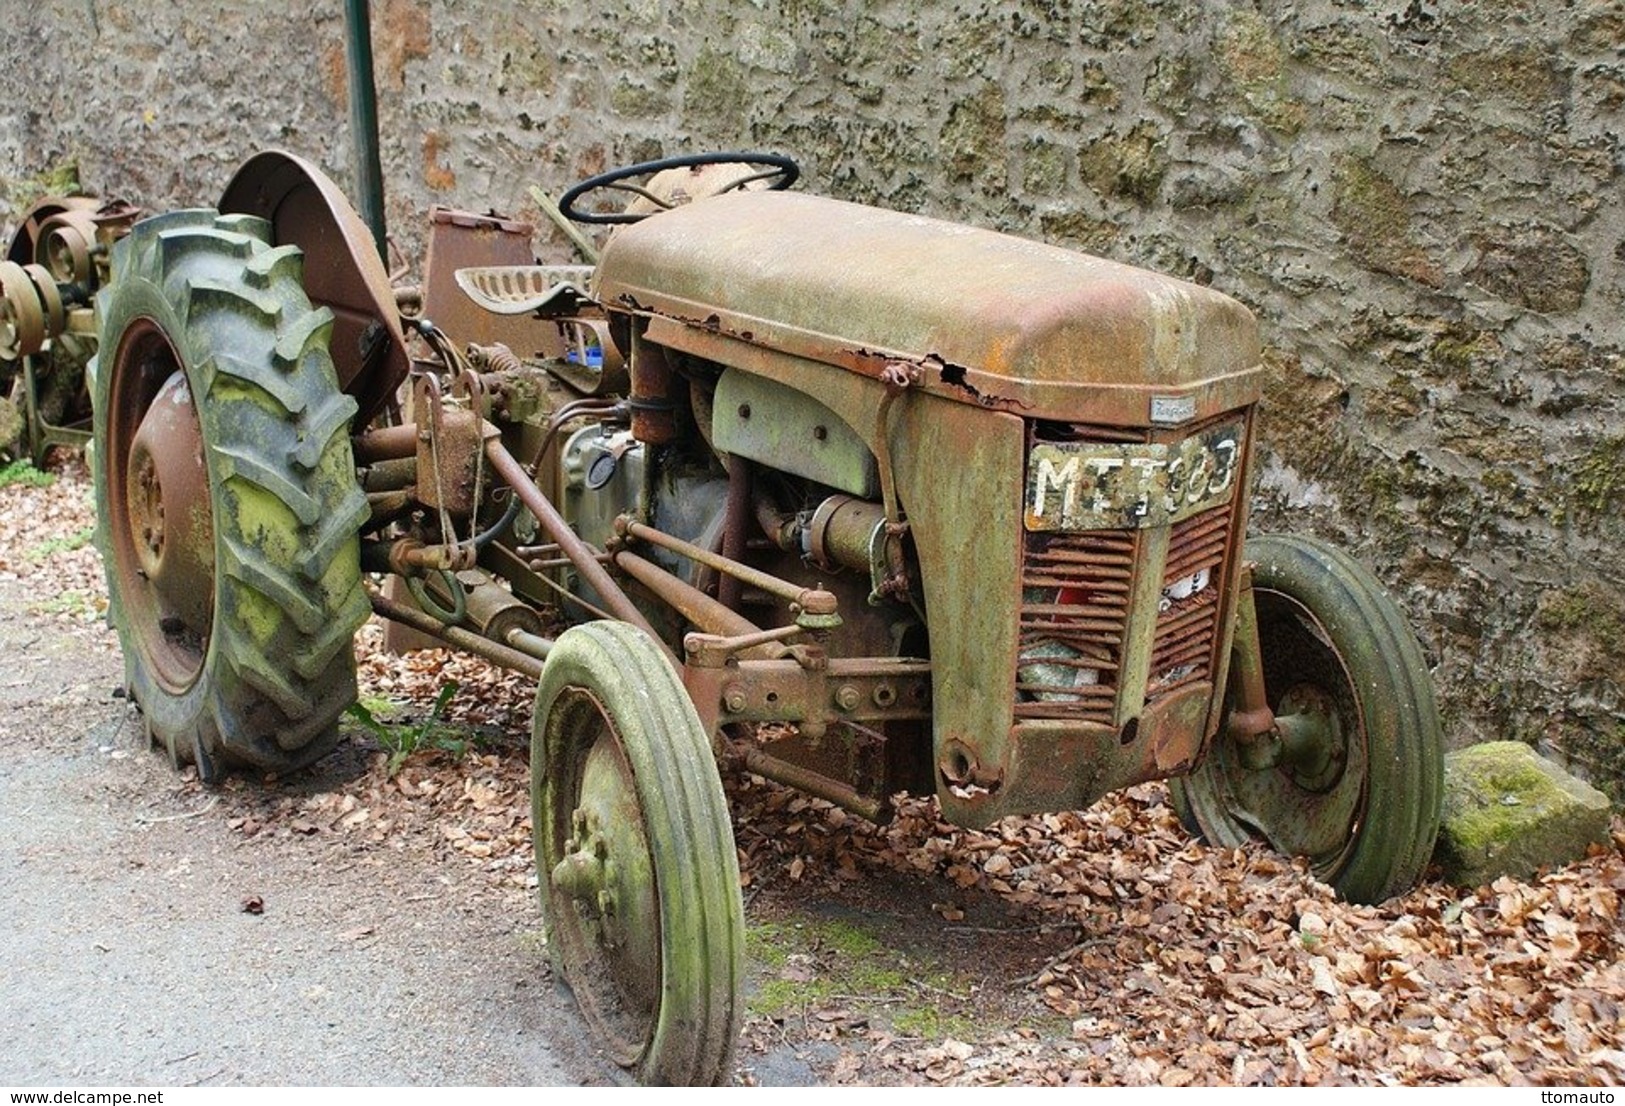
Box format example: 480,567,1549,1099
343,0,388,261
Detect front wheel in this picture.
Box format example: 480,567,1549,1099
1171,534,1443,904
532,621,743,1086
92,210,370,779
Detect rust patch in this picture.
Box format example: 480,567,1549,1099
219,151,411,428
423,131,457,193
376,0,432,91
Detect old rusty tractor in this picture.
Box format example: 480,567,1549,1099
80,146,1444,1084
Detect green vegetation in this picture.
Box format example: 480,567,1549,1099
346,681,467,774
0,159,82,211
1569,434,1625,521
1331,156,1439,285
893,1006,975,1041
746,916,985,1040
32,590,100,619
27,526,94,562
0,460,55,488
1537,583,1625,652
1078,123,1168,205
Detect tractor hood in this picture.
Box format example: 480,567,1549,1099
595,191,1260,424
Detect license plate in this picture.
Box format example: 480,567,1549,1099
1024,420,1244,532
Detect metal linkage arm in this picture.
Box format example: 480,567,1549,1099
483,435,672,659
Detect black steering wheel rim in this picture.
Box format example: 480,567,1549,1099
558,152,801,226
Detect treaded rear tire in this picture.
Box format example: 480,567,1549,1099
91,210,370,778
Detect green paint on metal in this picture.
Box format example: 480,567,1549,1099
1172,534,1443,904
342,0,388,261
891,395,1026,825
1116,524,1169,728
532,621,742,1085
713,368,878,498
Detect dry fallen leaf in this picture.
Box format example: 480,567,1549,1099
1309,956,1339,997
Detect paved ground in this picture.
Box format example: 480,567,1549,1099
0,578,594,1087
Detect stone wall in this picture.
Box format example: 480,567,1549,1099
3,0,1622,793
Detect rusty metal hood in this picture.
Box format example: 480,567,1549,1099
595,191,1260,414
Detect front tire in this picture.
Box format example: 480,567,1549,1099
1171,534,1443,904
532,621,744,1086
92,210,370,778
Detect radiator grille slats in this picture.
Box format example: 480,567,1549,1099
1148,506,1232,697
1015,530,1136,724
1014,417,1241,727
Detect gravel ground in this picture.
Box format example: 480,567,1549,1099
0,463,591,1087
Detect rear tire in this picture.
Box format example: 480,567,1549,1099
92,210,370,778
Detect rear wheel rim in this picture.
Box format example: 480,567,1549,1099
105,318,214,694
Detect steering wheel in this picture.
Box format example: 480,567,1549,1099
558,152,800,225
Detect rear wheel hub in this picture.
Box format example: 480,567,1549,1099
108,325,215,693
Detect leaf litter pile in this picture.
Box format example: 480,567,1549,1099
4,458,1623,1086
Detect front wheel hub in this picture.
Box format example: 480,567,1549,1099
1275,685,1346,792
557,731,661,1017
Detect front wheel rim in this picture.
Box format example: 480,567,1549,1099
544,686,662,1068
1212,587,1369,880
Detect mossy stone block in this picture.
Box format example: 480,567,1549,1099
1434,741,1612,888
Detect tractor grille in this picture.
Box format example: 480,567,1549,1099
1148,504,1231,697
1014,529,1136,724
1014,417,1241,726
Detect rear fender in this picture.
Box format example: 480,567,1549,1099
220,150,409,428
